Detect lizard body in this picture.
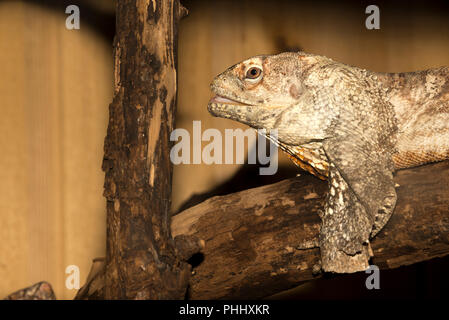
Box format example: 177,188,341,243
207,52,449,273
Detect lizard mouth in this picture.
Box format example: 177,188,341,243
208,95,250,106
207,94,253,118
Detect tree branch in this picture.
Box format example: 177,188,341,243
102,0,189,299
172,161,449,299
77,161,449,299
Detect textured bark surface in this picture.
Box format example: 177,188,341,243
4,281,56,300
172,161,449,299
78,161,449,300
102,0,190,299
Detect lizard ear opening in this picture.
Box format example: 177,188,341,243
289,84,303,99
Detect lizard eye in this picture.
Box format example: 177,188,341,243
245,66,263,81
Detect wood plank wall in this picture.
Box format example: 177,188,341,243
0,1,112,299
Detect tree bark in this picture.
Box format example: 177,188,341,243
173,161,449,299
78,160,449,299
102,0,189,299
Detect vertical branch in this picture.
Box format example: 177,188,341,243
102,0,189,299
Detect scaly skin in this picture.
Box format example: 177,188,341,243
207,52,449,273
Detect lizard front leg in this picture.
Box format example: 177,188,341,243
319,129,397,273
319,163,373,273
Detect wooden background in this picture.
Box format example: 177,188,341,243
0,0,448,299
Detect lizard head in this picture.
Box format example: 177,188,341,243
208,52,308,129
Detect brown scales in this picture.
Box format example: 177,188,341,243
392,150,449,170
280,144,449,180
277,142,329,180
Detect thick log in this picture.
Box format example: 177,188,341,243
77,161,449,299
102,0,189,299
171,161,449,299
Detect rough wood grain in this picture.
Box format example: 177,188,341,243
172,161,449,299
78,161,449,299
102,0,189,299
4,281,56,300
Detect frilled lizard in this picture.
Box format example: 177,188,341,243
207,52,449,273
